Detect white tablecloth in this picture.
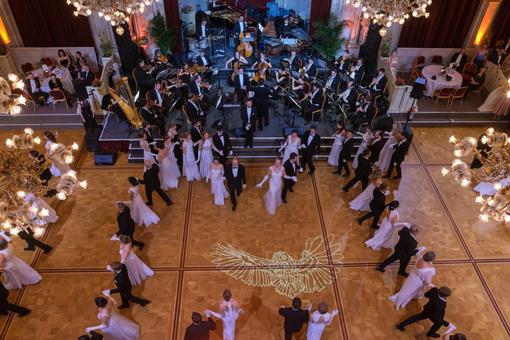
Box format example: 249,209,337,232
422,65,462,97
32,67,75,95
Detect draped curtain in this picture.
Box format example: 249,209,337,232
488,0,510,45
398,0,482,48
163,0,182,52
7,0,94,47
310,0,332,33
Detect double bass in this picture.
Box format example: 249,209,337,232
237,31,254,59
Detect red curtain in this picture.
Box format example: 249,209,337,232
8,0,94,47
163,0,182,52
310,0,332,33
489,0,510,45
398,0,482,48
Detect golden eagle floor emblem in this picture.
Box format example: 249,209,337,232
210,234,343,298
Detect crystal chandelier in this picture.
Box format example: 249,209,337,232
1,128,87,237
442,127,510,223
67,0,160,27
346,0,432,36
0,73,26,115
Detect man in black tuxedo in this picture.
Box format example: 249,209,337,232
139,100,165,136
334,49,352,74
325,69,340,93
358,183,388,229
304,57,317,79
0,278,30,317
377,224,421,276
137,161,173,206
300,126,321,174
133,60,155,97
282,152,298,203
349,58,365,84
79,64,95,87
450,48,468,71
105,262,150,309
343,149,372,192
190,120,203,158
383,134,410,179
196,19,210,42
25,73,49,106
338,81,357,106
397,287,452,338
333,130,355,176
116,202,145,249
225,157,246,211
185,94,206,124
488,47,507,66
234,68,249,104
369,68,387,97
303,84,324,122
279,297,310,340
251,81,274,130
184,312,216,340
368,130,384,164
241,99,257,148
212,126,232,165
18,227,53,253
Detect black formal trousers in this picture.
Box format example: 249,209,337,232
398,313,449,335
284,329,298,340
257,108,269,129
386,160,403,177
244,128,254,148
116,231,145,248
301,150,316,173
359,210,383,229
281,179,295,200
18,231,52,252
110,288,149,307
0,300,29,315
227,183,242,207
145,186,171,205
378,252,411,275
343,175,368,191
337,157,350,175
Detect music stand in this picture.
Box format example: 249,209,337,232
281,38,298,46
287,96,302,127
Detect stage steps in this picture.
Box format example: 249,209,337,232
392,111,507,127
0,113,84,130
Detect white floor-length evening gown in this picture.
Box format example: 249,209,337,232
327,133,344,167
264,168,283,215
98,309,140,340
183,140,201,181
166,141,181,179
205,301,240,340
160,152,179,190
365,210,400,250
128,186,159,227
209,168,229,206
353,132,371,169
282,136,301,164
120,246,154,286
376,136,396,173
306,310,338,340
0,244,41,289
389,265,436,310
200,139,214,178
349,183,375,211
140,139,157,164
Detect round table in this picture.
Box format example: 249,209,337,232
422,65,463,97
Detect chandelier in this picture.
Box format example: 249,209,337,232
442,127,510,223
1,128,87,237
67,0,160,27
0,73,26,115
346,0,432,36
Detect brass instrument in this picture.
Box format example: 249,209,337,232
106,87,144,128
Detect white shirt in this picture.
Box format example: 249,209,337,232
155,90,162,105
341,88,352,102
246,107,252,117
201,25,207,38
195,82,202,95
219,134,225,145
454,53,463,66
29,79,37,93
232,166,238,177
307,134,314,145
372,74,384,90
306,63,313,71
239,22,244,33
310,89,319,102
239,75,244,87
200,56,208,66
326,76,334,88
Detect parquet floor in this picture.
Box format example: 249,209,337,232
1,127,510,339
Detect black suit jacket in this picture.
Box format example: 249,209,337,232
252,85,273,109
241,106,257,128
341,88,357,105
134,66,155,93
80,70,95,86
283,159,297,177
225,163,246,190
369,187,386,214
356,155,372,179
371,76,387,92
301,132,321,156
196,25,210,39
116,207,135,237
139,164,161,190
189,82,207,96
197,55,211,66
339,137,355,162
279,307,309,333
213,133,232,154
0,282,9,303
305,64,317,78
350,65,365,83
391,140,410,164
110,263,132,294
422,287,448,324
337,57,351,73
450,53,467,69
234,74,249,92
190,127,202,143
183,318,216,340
368,138,385,163
233,22,246,36
185,100,202,120
394,227,418,259
326,75,340,91
309,90,323,107
25,78,44,95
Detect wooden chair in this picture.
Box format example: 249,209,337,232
49,89,68,111
310,89,326,122
431,55,443,65
462,62,477,75
433,88,455,105
21,63,34,74
449,87,468,106
470,79,486,100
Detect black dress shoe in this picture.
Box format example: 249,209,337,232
289,188,294,193
17,310,30,317
232,205,237,211
43,247,53,254
382,175,391,179
395,324,405,331
375,267,385,273
24,247,36,251
332,171,340,174
282,199,287,204
342,187,348,192
392,176,402,179
357,218,362,225
146,202,153,206
140,301,151,307
426,333,440,338
166,201,173,206
118,304,130,309
398,272,409,277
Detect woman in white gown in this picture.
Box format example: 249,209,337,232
389,251,436,310
0,238,41,289
43,131,69,177
327,123,345,167
353,129,373,169
182,132,201,181
349,169,382,211
127,177,160,227
280,130,302,167
205,290,242,340
199,132,214,178
139,131,158,165
257,158,284,215
25,192,58,225
119,235,153,286
158,138,179,190
86,295,140,340
376,127,400,173
307,302,339,340
365,200,400,250
165,135,181,178
207,158,229,206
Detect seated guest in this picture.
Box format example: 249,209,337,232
450,48,468,71
74,51,86,73
303,83,323,122
349,58,365,84
79,64,95,87
48,73,73,105
488,47,507,66
57,49,72,69
325,69,340,93
369,68,387,96
25,73,48,106
472,44,488,69
466,67,486,94
339,81,357,106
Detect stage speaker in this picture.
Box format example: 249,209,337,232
410,77,426,100
85,127,102,152
94,152,116,166
282,127,306,137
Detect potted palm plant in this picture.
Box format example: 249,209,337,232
99,32,113,66
313,15,346,62
149,13,175,55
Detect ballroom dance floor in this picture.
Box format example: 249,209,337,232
1,126,510,340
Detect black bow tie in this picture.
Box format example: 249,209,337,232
232,166,238,169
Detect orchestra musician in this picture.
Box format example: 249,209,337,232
292,76,311,102
281,18,293,38
275,67,291,89
139,99,166,135
197,50,212,68
349,58,365,84
196,18,210,44
234,67,249,103
335,50,352,74
147,81,168,116
303,57,317,79
134,59,156,98
185,93,206,124
251,62,270,85
241,99,257,148
339,81,358,107
369,68,387,97
225,51,249,70
189,74,211,111
284,50,302,71
251,80,274,131
178,63,192,84
302,83,324,122
252,52,272,70
234,16,247,46
325,70,340,93
285,9,301,28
